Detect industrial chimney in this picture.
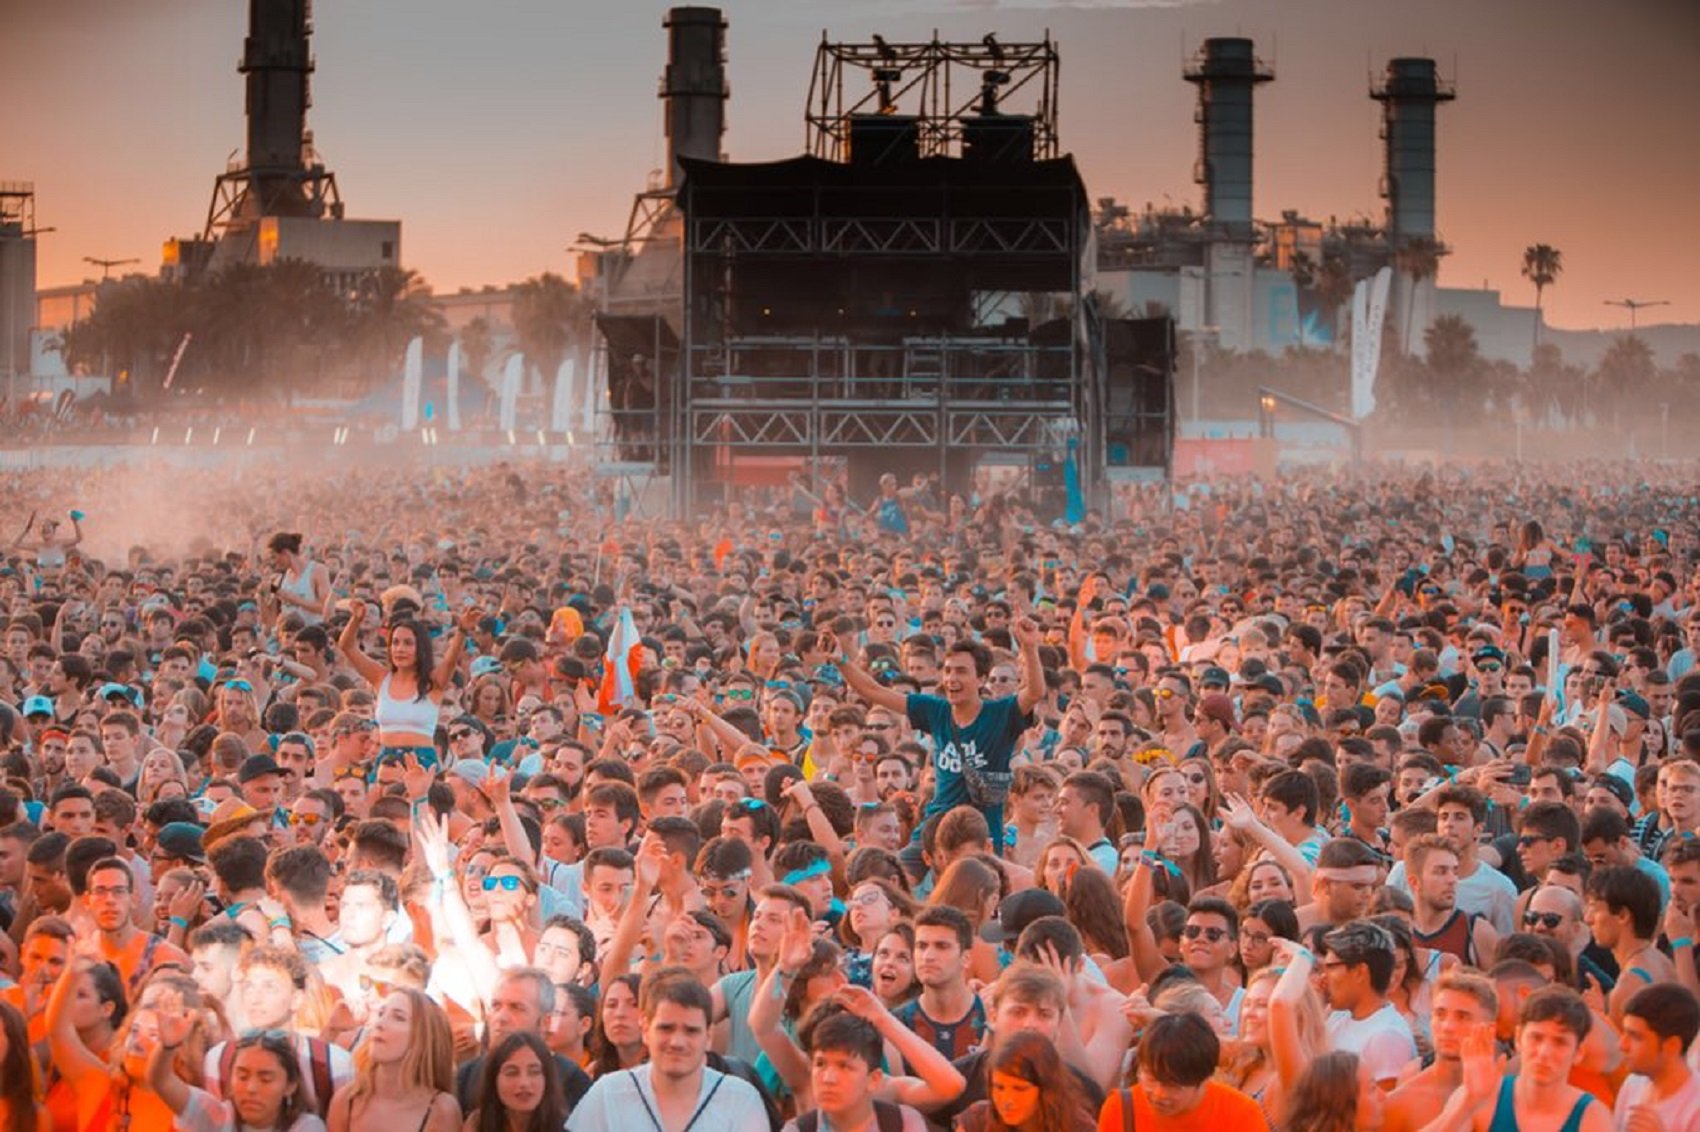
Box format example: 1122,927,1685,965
661,7,728,189
1372,57,1455,250
239,0,316,220
1184,37,1273,239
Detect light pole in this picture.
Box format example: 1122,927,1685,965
1603,298,1669,334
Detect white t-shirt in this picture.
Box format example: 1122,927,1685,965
1327,1002,1418,1085
202,1034,354,1116
567,1064,769,1132
1613,1072,1700,1132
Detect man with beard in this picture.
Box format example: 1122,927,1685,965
1407,834,1499,967
1383,972,1500,1132
81,855,186,998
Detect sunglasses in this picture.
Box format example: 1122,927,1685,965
1515,834,1551,848
1477,662,1503,673
449,730,476,741
358,974,397,998
1181,924,1229,943
288,812,323,827
1522,911,1564,930
333,766,366,781
482,875,523,892
1182,772,1208,786
224,679,254,693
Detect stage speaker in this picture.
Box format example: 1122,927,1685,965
1102,317,1174,468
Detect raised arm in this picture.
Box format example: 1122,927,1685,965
1218,792,1314,895
1011,616,1046,715
335,602,387,688
1266,940,1317,1091
416,811,500,1002
822,630,908,715
140,1009,197,1115
842,985,965,1109
780,779,846,871
747,910,815,1103
601,835,666,982
45,957,110,1094
431,606,481,695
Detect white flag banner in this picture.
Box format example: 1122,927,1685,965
400,336,423,430
551,356,575,434
499,354,524,432
582,348,601,432
1350,266,1392,420
445,340,462,432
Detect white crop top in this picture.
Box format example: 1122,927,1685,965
375,674,441,737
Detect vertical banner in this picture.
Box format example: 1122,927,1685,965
582,347,601,432
1350,266,1392,420
551,356,575,434
400,336,423,430
499,353,523,432
445,339,462,432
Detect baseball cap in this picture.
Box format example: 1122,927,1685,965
1616,690,1651,720
980,889,1067,944
98,683,140,705
470,656,504,679
1199,666,1232,690
1471,645,1506,665
22,696,53,718
447,760,490,790
237,754,284,783
155,822,207,864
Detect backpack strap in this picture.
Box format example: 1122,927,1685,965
873,1099,904,1132
306,1037,335,1118
1121,1087,1135,1132
796,1113,818,1132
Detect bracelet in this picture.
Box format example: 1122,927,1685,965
268,917,291,931
169,916,189,930
1673,937,1694,951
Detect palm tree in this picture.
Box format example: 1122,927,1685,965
1520,244,1563,352
513,273,592,414
1394,237,1442,355
1595,334,1656,434
344,267,446,391
461,316,494,387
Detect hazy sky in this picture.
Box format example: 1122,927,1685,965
6,0,1697,330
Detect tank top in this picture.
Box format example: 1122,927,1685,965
1488,1076,1593,1132
376,674,441,737
281,560,324,624
1414,909,1477,966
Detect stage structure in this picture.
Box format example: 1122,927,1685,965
595,30,1172,514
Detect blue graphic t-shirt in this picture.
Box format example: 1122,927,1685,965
876,496,909,535
906,693,1030,852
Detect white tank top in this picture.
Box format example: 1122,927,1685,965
376,674,440,737
281,561,323,625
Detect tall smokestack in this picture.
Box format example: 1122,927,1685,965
1184,37,1273,239
240,0,315,219
661,7,728,189
1372,57,1455,249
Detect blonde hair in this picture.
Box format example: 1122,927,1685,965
347,988,454,1108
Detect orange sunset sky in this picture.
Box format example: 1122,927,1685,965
5,0,1697,331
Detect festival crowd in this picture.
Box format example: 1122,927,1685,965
0,460,1698,1132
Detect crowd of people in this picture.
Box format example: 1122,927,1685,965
1,459,1699,1132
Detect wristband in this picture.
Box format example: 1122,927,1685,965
1673,937,1694,951
170,916,189,930
268,917,291,931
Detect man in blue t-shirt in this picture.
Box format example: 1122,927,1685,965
827,616,1044,853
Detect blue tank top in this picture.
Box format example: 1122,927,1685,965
1488,1076,1592,1132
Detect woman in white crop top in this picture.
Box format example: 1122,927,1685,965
337,601,481,768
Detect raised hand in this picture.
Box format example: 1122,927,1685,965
1664,894,1696,944
1458,1022,1504,1108
458,605,483,634
832,984,888,1023
1011,616,1041,649
485,764,513,806
167,878,205,925
401,752,434,801
779,907,814,975
635,834,667,891
415,812,453,879
1218,792,1258,832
